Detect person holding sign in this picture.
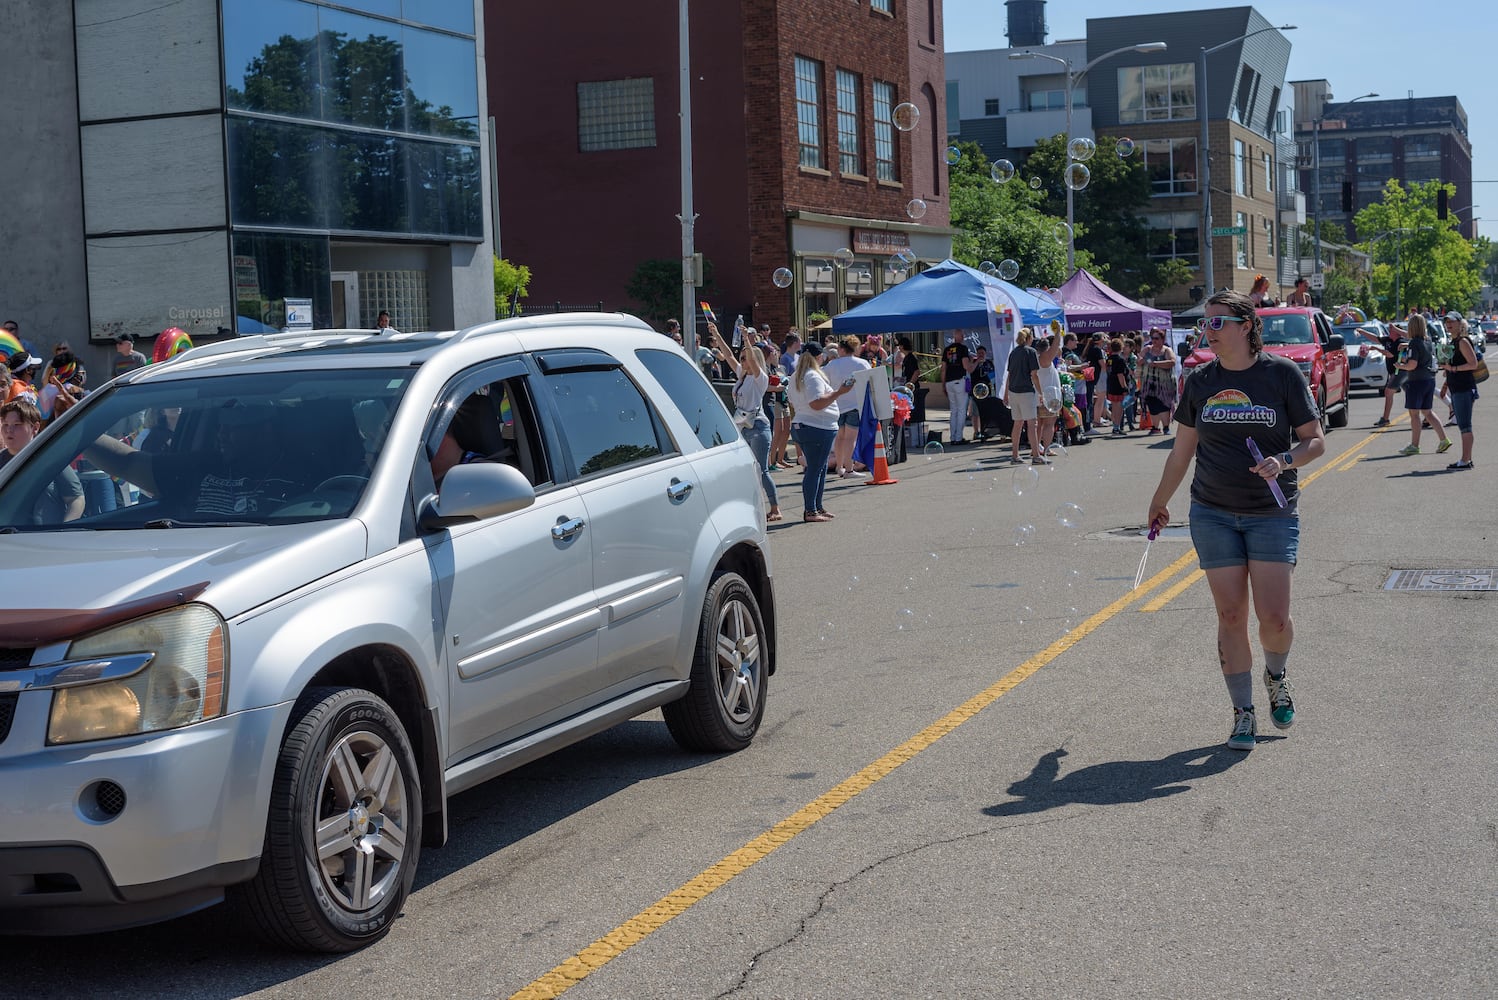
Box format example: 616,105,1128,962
1146,289,1325,752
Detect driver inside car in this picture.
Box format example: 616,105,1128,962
429,387,518,487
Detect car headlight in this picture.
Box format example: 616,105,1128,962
47,604,227,745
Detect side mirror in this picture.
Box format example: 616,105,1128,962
1327,334,1345,350
418,462,535,532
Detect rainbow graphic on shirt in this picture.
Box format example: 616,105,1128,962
0,332,22,359
1200,388,1277,427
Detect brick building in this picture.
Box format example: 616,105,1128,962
488,1,951,334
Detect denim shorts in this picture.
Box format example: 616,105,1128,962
1404,378,1435,411
1189,501,1299,569
1450,389,1475,433
837,408,861,428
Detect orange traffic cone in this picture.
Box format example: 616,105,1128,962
1140,407,1153,430
870,423,899,485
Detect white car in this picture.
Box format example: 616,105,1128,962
1336,321,1389,390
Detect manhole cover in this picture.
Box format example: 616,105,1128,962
1383,569,1498,592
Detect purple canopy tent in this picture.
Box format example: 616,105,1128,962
1056,268,1171,334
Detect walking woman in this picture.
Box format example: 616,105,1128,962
785,341,855,522
1439,316,1479,470
1003,327,1043,464
1147,289,1326,751
710,323,782,522
1137,327,1179,435
1394,314,1453,457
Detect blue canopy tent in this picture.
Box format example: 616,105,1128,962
831,258,1064,334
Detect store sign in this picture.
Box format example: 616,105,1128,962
852,229,912,256
285,298,314,331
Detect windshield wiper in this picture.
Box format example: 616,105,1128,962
143,518,261,528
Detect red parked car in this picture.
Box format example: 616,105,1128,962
1179,307,1350,430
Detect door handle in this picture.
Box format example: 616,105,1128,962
666,478,693,503
551,515,585,541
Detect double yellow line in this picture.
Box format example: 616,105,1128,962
1137,416,1405,612
508,420,1398,999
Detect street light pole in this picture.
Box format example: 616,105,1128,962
1010,42,1166,275
1311,91,1378,297
1198,24,1296,299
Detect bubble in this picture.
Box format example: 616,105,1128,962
945,145,962,166
1054,221,1072,245
905,198,928,220
1064,163,1091,191
1017,605,1034,624
833,247,855,269
1043,389,1062,411
1067,137,1097,162
895,246,918,265
990,159,1016,184
1055,502,1085,529
1028,176,1043,190
924,441,944,460
1012,466,1038,495
1050,442,1069,459
819,621,837,643
772,267,794,289
980,260,997,275
895,608,916,630
928,551,939,563
997,259,1020,282
1096,467,1107,480
1116,137,1136,158
1062,568,1082,589
892,102,920,132
846,574,860,592
1013,523,1036,546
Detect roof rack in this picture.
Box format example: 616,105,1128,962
449,311,652,346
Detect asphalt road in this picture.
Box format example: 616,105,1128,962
7,388,1496,1000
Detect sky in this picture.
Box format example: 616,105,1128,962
944,0,1490,232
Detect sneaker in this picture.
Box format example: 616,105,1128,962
1447,460,1474,470
1373,417,1391,427
1437,439,1453,454
1227,707,1258,751
1397,444,1420,456
1263,671,1295,729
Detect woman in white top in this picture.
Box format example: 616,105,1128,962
710,323,780,522
785,341,856,522
1036,335,1064,456
821,336,872,478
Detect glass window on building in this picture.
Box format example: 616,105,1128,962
802,257,835,319
1317,137,1345,164
1263,151,1273,193
1234,139,1247,195
872,80,899,182
1143,211,1199,266
578,78,655,151
1404,134,1442,159
1118,63,1194,123
796,57,824,169
871,0,893,14
359,269,429,331
233,233,333,333
836,68,863,176
1263,216,1274,259
984,98,1000,116
1355,136,1393,164
1143,137,1197,195
1236,211,1248,268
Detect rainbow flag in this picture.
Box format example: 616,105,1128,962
499,395,512,426
0,332,21,359
698,301,717,325
53,360,78,383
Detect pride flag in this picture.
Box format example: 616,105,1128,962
0,332,22,360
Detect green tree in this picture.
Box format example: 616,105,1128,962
1024,134,1154,291
494,257,532,317
947,140,1082,289
626,257,715,328
1354,180,1481,315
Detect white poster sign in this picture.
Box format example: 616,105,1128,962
284,297,314,331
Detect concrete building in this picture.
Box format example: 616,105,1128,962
947,4,1303,309
1292,83,1474,241
1,1,495,380
488,1,952,334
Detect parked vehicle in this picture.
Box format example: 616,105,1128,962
1335,321,1390,391
1180,307,1350,430
0,314,776,951
1480,320,1498,344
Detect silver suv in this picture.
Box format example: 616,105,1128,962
0,314,775,950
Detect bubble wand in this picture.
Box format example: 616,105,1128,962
1133,523,1159,590
1244,438,1288,509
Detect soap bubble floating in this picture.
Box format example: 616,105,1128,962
924,441,944,460
1055,502,1084,529
1067,137,1097,162
997,259,1020,281
991,159,1016,184
1013,523,1036,546
892,102,920,132
772,267,793,289
833,247,854,269
1065,162,1091,191
945,146,962,166
905,198,928,220
1116,137,1136,158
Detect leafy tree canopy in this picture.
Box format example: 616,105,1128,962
1354,180,1481,315
494,257,532,317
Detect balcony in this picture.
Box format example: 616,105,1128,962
1278,189,1306,226
1003,106,1093,151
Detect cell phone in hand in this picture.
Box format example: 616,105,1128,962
842,377,857,388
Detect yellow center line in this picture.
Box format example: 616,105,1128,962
507,549,1203,1000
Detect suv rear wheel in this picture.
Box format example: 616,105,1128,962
664,572,768,752
240,687,422,952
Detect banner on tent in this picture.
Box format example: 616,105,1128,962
983,285,1018,363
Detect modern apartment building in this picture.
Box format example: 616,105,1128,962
1292,82,1474,241
488,1,951,333
1,0,495,377
947,4,1303,309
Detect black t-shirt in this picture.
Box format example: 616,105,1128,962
941,342,971,382
1083,343,1106,385
1005,345,1039,393
1404,337,1436,382
1379,333,1405,374
902,351,920,386
1446,336,1479,393
1174,353,1319,515
1106,355,1131,395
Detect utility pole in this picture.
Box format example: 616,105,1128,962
676,0,698,349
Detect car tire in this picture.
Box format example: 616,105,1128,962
663,571,768,753
1328,394,1350,427
1316,388,1329,433
239,686,422,952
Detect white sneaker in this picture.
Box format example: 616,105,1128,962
841,469,869,478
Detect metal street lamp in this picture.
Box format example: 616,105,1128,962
1010,41,1167,275
1198,24,1296,298
1311,91,1378,290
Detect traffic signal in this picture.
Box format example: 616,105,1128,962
1341,181,1353,214
1437,188,1449,220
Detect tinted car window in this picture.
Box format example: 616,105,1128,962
1261,314,1314,345
544,368,669,477
635,348,739,450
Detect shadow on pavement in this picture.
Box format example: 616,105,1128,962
982,743,1249,818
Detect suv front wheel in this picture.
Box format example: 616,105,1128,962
240,687,422,952
664,572,768,753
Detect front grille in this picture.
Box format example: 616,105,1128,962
0,647,35,670
0,693,16,745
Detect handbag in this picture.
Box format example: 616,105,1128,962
1473,358,1490,384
